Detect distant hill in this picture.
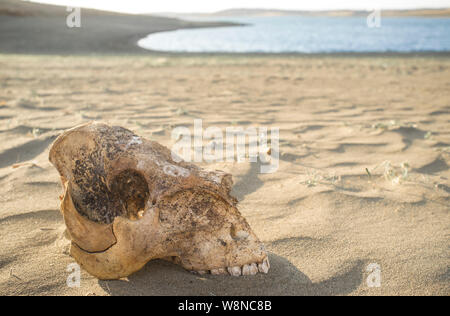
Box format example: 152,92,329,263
155,8,450,18
0,0,129,16
0,0,240,54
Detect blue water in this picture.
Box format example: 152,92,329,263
138,16,450,53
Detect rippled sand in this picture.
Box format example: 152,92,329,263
0,54,448,295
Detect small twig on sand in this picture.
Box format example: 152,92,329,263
12,161,39,169
365,168,372,180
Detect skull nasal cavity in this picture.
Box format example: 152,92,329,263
111,170,150,221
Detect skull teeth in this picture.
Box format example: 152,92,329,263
192,258,270,276
211,268,228,275
227,266,242,277
242,263,258,275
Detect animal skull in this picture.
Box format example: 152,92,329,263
49,122,269,280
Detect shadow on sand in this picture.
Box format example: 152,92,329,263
99,253,366,296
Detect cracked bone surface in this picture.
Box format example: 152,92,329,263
49,122,269,280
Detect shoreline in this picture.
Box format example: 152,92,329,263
131,49,450,58
2,50,450,58
1,1,449,57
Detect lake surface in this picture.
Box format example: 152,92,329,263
138,16,450,53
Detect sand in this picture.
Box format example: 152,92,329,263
0,54,448,296
0,0,449,297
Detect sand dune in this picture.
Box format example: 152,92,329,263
0,54,449,296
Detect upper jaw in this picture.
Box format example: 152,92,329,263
191,257,270,276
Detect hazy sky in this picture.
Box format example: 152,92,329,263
28,0,450,13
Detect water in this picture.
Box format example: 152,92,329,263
138,16,450,53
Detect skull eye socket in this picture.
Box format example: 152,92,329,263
110,169,150,221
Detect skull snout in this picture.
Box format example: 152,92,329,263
156,189,268,275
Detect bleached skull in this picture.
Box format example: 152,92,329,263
49,122,269,280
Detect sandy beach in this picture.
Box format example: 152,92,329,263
0,54,448,296
0,0,449,296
